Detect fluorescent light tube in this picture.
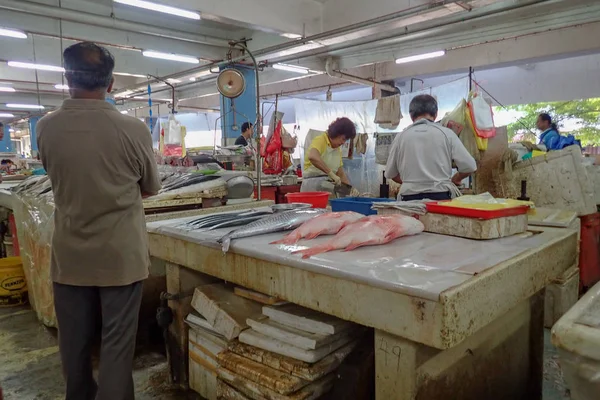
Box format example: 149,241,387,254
167,78,181,83
54,84,69,90
7,61,65,72
0,87,16,93
120,110,129,114
281,33,302,39
114,0,200,20
115,90,134,98
0,27,27,39
6,104,45,110
0,113,15,118
273,63,309,74
142,51,199,64
113,72,147,78
395,50,446,64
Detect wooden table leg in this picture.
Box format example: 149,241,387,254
165,262,219,388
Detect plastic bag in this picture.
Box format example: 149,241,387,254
467,91,496,139
161,115,187,157
374,132,396,165
263,120,283,174
465,105,488,151
442,99,483,159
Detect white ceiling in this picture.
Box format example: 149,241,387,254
1,0,600,123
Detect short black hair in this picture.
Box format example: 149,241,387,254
539,113,558,131
327,117,356,140
63,42,115,91
241,122,253,133
409,94,438,120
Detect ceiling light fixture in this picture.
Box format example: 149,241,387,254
7,61,65,72
142,50,199,64
0,87,16,93
272,63,309,75
395,50,446,64
115,90,134,98
114,0,200,20
120,110,129,114
0,113,15,118
9,128,14,132
167,78,181,83
6,103,45,110
0,27,27,39
113,72,147,78
281,33,303,39
54,84,69,90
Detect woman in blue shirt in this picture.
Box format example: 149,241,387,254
537,113,560,149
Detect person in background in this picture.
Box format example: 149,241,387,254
37,42,161,400
301,117,357,194
385,94,477,201
235,122,253,147
537,113,560,149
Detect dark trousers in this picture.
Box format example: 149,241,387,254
53,281,143,400
401,191,451,201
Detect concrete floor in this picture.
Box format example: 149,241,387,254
0,305,572,400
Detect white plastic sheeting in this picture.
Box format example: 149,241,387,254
293,77,470,195
147,214,565,301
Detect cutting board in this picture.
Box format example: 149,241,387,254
419,212,528,239
217,351,308,395
217,367,334,400
228,340,358,381
262,304,353,335
239,329,354,364
191,283,263,340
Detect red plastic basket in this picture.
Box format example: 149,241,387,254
285,192,329,208
425,201,530,220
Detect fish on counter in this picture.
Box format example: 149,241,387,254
160,173,221,192
270,211,363,245
219,209,327,252
186,209,274,230
293,214,424,259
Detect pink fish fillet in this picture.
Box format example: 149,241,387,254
271,211,364,245
293,215,424,259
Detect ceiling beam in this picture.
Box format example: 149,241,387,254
164,0,323,37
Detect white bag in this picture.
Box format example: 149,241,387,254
470,93,495,130
374,132,396,165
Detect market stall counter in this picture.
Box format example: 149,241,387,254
147,215,577,399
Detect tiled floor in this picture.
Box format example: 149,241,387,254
0,306,571,400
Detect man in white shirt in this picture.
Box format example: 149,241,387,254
385,94,477,201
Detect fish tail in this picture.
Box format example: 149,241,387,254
270,233,299,245
293,245,329,259
220,236,231,253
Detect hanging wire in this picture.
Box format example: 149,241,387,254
31,35,42,109
58,0,66,98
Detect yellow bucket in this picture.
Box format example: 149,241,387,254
0,257,28,307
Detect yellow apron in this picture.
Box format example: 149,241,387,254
301,145,342,194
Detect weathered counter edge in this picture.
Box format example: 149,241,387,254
440,227,578,348
148,227,576,350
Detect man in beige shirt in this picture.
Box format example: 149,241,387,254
37,42,161,400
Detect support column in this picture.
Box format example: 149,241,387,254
0,123,12,153
29,116,40,156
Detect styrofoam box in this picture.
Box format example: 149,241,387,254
544,266,579,328
552,280,600,400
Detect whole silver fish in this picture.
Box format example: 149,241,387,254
218,209,326,252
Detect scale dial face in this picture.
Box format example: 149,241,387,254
217,69,246,98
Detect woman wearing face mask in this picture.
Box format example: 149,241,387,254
301,117,356,194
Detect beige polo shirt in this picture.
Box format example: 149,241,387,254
37,99,161,287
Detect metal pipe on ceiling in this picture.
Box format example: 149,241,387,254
325,57,397,93
0,0,231,48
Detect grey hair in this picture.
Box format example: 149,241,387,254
409,94,438,120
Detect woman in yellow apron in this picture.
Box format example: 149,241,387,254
301,117,356,194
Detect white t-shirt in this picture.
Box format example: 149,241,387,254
384,118,477,196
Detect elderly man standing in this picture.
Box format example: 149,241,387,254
385,94,477,201
37,42,161,400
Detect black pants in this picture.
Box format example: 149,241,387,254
53,281,143,400
401,191,451,201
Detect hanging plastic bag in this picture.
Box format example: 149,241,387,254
374,132,396,165
263,120,283,175
467,91,496,139
281,125,298,149
161,115,187,157
442,99,482,159
465,105,488,151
